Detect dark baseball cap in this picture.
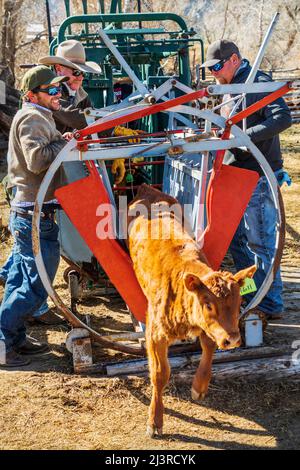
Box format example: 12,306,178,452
20,65,68,93
201,40,240,68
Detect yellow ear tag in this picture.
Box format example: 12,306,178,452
240,278,257,296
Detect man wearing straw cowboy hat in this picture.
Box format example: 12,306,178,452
39,40,142,184
39,39,102,134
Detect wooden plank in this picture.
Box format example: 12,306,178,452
281,266,300,273
282,280,300,286
105,346,290,377
281,272,300,279
283,283,300,291
283,302,300,311
283,292,300,301
176,355,300,382
98,331,144,342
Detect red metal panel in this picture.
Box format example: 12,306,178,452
55,162,148,323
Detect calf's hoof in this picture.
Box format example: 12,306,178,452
146,424,163,438
191,387,206,401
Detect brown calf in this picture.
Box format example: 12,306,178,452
127,184,256,437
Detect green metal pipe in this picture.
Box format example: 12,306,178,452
82,0,88,34
110,0,122,13
82,0,88,14
49,37,58,56
64,0,70,17
57,13,189,43
98,0,105,14
63,0,71,35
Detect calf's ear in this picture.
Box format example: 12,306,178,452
233,264,257,286
184,273,207,293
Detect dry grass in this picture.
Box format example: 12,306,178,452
280,126,300,266
0,125,299,450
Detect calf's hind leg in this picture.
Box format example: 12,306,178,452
146,330,170,438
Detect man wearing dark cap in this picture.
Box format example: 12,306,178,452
201,40,292,320
0,66,70,367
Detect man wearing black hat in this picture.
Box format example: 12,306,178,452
0,66,70,367
201,40,292,320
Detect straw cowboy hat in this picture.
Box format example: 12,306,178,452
39,40,102,74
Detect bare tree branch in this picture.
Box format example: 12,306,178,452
258,0,265,45
220,0,229,39
15,30,48,52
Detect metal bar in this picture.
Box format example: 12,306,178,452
97,28,149,97
79,138,246,162
58,13,189,43
167,90,176,130
227,83,292,126
208,82,287,95
74,89,209,139
228,94,244,119
97,27,165,35
242,13,279,130
98,0,105,14
137,0,142,29
76,129,187,146
45,0,53,44
246,12,280,85
107,161,165,168
110,0,122,13
196,151,209,246
113,184,162,191
63,0,71,36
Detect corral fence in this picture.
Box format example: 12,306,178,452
270,69,300,123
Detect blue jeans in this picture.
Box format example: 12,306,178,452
229,175,283,315
0,234,49,318
0,212,60,352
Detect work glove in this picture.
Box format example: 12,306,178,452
114,125,144,143
112,127,145,182
111,158,126,184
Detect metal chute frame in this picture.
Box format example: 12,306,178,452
47,5,206,295
31,77,292,352
49,10,205,109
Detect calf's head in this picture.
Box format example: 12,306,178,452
184,265,256,350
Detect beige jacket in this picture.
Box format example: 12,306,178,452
8,103,66,203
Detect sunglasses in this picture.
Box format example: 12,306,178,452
33,85,62,96
72,69,85,77
208,58,230,72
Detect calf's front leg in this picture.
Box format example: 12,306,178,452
146,330,170,438
191,330,216,401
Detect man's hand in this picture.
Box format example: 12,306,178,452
62,132,73,141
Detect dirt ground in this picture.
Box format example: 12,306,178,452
0,126,299,450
